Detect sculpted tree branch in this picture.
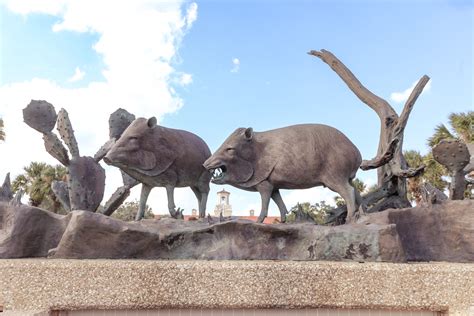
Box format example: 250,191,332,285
308,49,430,220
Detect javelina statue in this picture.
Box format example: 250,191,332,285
203,124,362,223
104,117,211,220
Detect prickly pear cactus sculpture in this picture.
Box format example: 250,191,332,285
51,180,71,211
109,108,136,139
23,100,105,212
101,109,139,216
432,139,471,200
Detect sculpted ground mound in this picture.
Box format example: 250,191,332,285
0,200,472,262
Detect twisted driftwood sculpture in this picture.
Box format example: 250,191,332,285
308,50,430,223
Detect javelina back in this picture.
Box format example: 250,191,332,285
203,124,362,223
105,117,211,220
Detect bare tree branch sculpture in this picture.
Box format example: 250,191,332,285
308,49,430,222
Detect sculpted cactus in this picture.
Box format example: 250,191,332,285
42,133,70,166
56,109,80,158
23,100,105,212
22,100,57,134
51,180,71,211
433,139,471,200
100,109,140,216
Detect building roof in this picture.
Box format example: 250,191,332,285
154,214,281,224
217,189,230,194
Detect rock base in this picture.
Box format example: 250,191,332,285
1,200,472,262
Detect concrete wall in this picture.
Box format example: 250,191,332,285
1,260,472,316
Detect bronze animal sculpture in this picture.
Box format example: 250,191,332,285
104,117,211,220
203,124,362,223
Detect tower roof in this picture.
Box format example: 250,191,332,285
218,188,229,194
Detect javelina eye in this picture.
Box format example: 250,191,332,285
226,148,235,153
129,137,138,142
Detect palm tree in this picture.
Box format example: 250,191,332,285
13,162,67,212
428,111,473,147
405,111,472,202
0,118,5,142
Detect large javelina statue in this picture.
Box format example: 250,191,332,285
104,117,211,220
203,124,362,223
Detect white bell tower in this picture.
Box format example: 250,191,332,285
214,189,232,217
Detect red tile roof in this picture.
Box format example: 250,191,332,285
154,214,280,224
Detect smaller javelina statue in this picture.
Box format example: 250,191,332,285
105,117,211,220
203,124,362,223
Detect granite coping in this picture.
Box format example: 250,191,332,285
0,260,473,315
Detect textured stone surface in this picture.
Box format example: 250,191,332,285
0,260,472,315
360,200,474,262
0,202,70,258
1,201,472,262
50,210,403,261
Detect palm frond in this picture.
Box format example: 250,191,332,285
0,118,5,141
449,111,473,143
427,124,455,148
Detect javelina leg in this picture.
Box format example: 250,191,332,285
256,181,273,223
325,180,359,224
338,182,358,224
354,186,366,217
199,191,209,218
136,184,152,221
166,186,178,218
271,189,288,223
191,186,206,218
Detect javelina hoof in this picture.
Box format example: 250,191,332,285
171,207,184,220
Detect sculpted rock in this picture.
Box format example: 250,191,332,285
51,211,404,261
359,200,474,262
1,201,472,262
0,173,13,202
204,125,362,223
0,202,70,258
104,117,212,220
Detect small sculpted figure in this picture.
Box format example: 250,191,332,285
104,117,211,220
203,124,362,223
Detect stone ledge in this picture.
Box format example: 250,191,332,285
0,260,473,315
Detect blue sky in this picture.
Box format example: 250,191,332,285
0,0,472,216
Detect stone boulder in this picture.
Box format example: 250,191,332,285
0,202,70,258
360,200,474,262
1,200,472,262
50,210,404,261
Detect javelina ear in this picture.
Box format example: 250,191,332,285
244,127,253,140
147,117,157,128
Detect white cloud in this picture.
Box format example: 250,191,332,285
3,0,67,16
231,58,240,73
185,2,198,30
68,67,85,82
178,73,193,86
390,79,432,103
0,0,198,212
